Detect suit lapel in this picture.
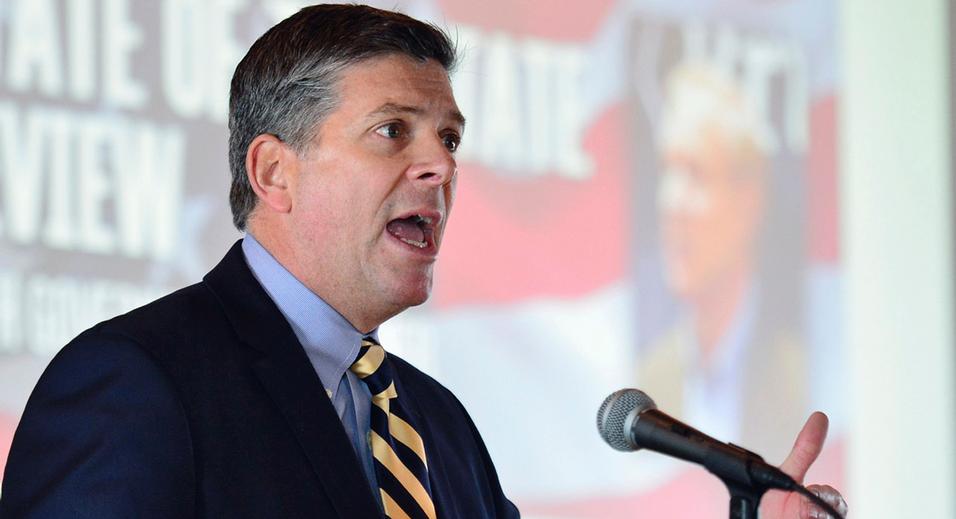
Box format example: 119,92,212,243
389,358,455,518
204,241,382,519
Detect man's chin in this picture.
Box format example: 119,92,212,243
664,270,699,300
383,276,433,310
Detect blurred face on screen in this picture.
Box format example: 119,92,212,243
279,55,463,331
657,126,765,301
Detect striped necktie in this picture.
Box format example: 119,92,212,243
351,338,436,519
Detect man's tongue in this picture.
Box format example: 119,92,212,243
386,217,425,244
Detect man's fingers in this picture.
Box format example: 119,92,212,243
801,484,848,518
779,411,829,482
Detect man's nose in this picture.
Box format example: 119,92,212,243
406,134,457,187
657,169,711,214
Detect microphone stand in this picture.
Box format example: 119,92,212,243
724,480,764,519
705,443,775,519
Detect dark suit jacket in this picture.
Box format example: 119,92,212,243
1,242,519,518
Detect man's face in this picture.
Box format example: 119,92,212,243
657,128,764,300
284,55,463,331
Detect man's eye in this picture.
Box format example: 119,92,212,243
375,123,403,139
442,134,461,152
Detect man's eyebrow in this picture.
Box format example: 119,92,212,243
368,102,466,128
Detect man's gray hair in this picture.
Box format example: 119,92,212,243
658,61,772,175
228,4,457,230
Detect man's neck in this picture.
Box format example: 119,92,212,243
245,225,388,334
690,266,753,367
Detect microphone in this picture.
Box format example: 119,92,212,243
596,389,796,493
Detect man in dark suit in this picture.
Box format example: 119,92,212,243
1,5,516,518
1,4,844,519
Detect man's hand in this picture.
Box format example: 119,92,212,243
759,412,849,518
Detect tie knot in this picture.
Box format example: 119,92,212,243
351,338,395,398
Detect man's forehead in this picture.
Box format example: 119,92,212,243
367,101,466,128
299,55,465,143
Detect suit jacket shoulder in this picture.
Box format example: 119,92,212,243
3,243,379,518
1,325,196,519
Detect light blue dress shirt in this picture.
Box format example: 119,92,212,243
241,233,379,493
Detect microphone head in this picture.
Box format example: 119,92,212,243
597,389,657,451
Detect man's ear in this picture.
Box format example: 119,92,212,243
246,134,296,213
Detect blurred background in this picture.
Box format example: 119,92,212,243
0,0,952,517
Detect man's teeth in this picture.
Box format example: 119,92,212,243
399,237,427,248
412,215,433,225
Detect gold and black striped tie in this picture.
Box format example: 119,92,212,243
351,338,436,519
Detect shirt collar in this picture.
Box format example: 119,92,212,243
241,233,379,397
684,283,757,383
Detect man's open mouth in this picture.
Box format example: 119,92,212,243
386,214,435,249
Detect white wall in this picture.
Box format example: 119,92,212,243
841,1,956,516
